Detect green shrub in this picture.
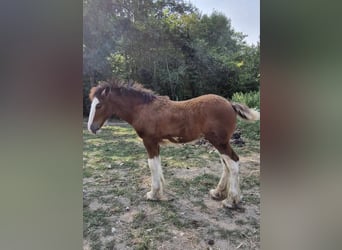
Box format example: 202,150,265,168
232,91,260,109
232,91,260,140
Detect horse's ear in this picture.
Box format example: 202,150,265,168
89,87,97,101
101,86,110,97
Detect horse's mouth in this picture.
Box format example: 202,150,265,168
90,124,100,134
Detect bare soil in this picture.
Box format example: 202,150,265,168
83,122,260,250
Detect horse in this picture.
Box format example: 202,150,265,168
87,79,260,208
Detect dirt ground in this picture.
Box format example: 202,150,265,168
83,122,260,250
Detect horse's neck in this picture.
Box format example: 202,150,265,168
110,96,138,124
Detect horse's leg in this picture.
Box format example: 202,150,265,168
147,155,165,200
143,139,165,200
208,138,241,208
220,146,241,208
209,156,229,200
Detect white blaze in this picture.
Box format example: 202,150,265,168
87,97,100,133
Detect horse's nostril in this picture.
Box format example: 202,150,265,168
90,124,98,134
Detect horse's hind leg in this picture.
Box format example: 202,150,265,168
209,157,229,200
210,141,242,208
220,151,242,208
143,139,165,200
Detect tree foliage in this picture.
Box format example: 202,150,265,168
83,0,259,115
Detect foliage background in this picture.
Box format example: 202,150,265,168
83,0,260,115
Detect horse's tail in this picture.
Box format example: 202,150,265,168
232,103,260,121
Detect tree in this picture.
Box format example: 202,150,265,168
83,0,260,115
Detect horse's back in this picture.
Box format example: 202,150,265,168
178,94,235,119
133,94,236,143
172,94,237,139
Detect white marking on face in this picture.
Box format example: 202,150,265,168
87,97,100,133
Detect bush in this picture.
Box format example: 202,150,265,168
232,91,260,109
232,91,260,140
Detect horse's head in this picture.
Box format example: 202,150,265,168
87,85,113,134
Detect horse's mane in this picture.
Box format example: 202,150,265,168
89,79,157,104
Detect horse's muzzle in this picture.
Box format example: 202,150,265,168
90,124,99,134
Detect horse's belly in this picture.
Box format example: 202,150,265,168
164,129,202,143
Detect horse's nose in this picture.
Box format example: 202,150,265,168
90,124,99,134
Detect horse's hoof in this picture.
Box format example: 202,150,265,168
222,198,235,208
210,189,227,201
222,197,243,211
146,191,159,200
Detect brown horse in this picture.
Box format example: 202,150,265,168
87,79,259,208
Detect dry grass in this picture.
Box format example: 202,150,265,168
83,122,260,249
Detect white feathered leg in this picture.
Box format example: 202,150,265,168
146,156,165,200
221,155,241,208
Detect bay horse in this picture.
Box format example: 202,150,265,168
87,79,259,208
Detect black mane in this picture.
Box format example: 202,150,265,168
90,79,157,104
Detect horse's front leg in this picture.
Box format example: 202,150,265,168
143,139,165,200
147,156,165,200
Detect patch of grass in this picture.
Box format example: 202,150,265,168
241,175,260,190
191,173,219,193
241,175,260,205
163,209,187,228
130,209,172,249
169,178,191,194
83,208,111,250
89,233,102,250
83,168,93,178
133,235,154,250
247,216,260,229
132,211,147,229
235,219,247,226
83,121,260,249
216,227,232,239
148,201,197,230
104,241,115,250
83,209,109,236
236,120,260,141
170,173,219,196
83,125,147,171
162,144,218,169
209,226,260,250
243,193,260,205
191,199,208,211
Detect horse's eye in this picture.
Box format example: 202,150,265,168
96,104,102,109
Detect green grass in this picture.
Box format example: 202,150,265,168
237,120,260,141
83,122,260,249
83,125,146,169
83,208,109,238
